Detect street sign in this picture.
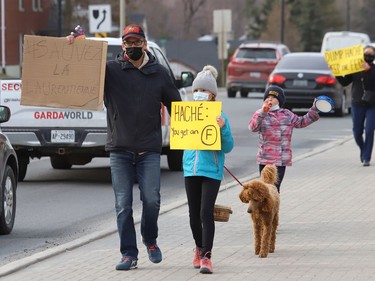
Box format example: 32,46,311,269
213,9,232,86
89,4,112,34
95,32,108,38
213,9,231,33
213,9,232,60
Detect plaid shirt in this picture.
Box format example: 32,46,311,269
249,108,319,166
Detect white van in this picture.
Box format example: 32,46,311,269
320,31,371,52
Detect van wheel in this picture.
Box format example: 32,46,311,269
167,149,183,171
0,165,17,235
17,154,29,182
334,95,346,117
50,156,73,169
240,89,248,98
18,161,28,182
227,89,236,98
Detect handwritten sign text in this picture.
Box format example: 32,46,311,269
170,101,222,150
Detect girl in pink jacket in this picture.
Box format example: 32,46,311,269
249,86,320,193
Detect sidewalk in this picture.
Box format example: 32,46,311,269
1,137,375,281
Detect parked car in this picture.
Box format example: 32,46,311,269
0,105,18,234
226,41,290,98
267,52,351,117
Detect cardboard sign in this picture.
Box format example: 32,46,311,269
324,44,365,76
21,35,107,111
170,101,222,150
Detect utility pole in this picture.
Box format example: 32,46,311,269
1,0,5,74
280,0,284,43
57,0,62,37
346,0,351,31
119,0,126,37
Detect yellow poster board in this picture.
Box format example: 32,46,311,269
170,101,222,150
324,44,365,76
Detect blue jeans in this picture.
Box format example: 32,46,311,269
110,151,161,259
351,104,375,162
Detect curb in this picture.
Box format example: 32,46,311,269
0,135,353,277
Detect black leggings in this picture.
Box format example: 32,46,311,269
185,176,220,257
259,164,286,193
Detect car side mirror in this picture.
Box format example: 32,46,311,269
181,71,194,88
0,106,11,123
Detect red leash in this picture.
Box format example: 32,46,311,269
224,165,243,187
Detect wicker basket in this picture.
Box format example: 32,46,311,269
214,204,233,222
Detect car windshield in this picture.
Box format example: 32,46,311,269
236,48,277,60
107,45,122,61
276,55,330,70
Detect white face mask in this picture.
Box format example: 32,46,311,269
193,92,210,101
269,104,280,111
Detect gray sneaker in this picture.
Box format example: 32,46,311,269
146,244,162,263
116,257,138,270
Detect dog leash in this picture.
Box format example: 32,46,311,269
224,165,243,187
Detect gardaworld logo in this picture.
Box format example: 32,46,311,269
34,111,94,119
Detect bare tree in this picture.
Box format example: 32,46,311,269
182,0,207,39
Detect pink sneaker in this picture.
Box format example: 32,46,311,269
199,253,213,274
193,247,202,268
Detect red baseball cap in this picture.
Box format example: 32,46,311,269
122,25,146,40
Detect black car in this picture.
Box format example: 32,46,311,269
0,105,18,234
268,52,351,116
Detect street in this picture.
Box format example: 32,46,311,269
0,89,353,267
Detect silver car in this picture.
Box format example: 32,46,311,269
0,105,18,234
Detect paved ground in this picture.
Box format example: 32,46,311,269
1,137,375,281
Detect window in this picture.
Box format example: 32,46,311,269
237,48,277,61
150,47,174,78
32,0,43,12
18,0,24,12
106,45,122,61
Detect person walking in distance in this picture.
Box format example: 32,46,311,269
183,65,234,274
67,24,182,270
336,45,375,167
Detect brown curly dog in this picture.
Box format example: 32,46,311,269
239,164,280,258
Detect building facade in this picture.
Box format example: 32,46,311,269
1,0,52,77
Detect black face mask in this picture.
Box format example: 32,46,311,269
126,47,143,61
364,54,375,64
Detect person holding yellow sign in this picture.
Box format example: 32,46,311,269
183,65,234,274
335,45,375,167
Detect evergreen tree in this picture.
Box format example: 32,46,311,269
287,0,343,51
245,0,274,40
358,0,375,40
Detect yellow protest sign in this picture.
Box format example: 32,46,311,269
324,44,365,76
170,101,222,150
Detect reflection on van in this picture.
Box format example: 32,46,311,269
321,31,371,53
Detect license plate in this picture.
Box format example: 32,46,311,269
293,79,308,86
250,72,261,78
51,130,75,143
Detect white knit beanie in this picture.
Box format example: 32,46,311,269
192,65,218,96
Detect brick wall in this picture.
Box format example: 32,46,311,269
1,1,51,67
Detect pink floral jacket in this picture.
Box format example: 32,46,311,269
249,108,319,166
